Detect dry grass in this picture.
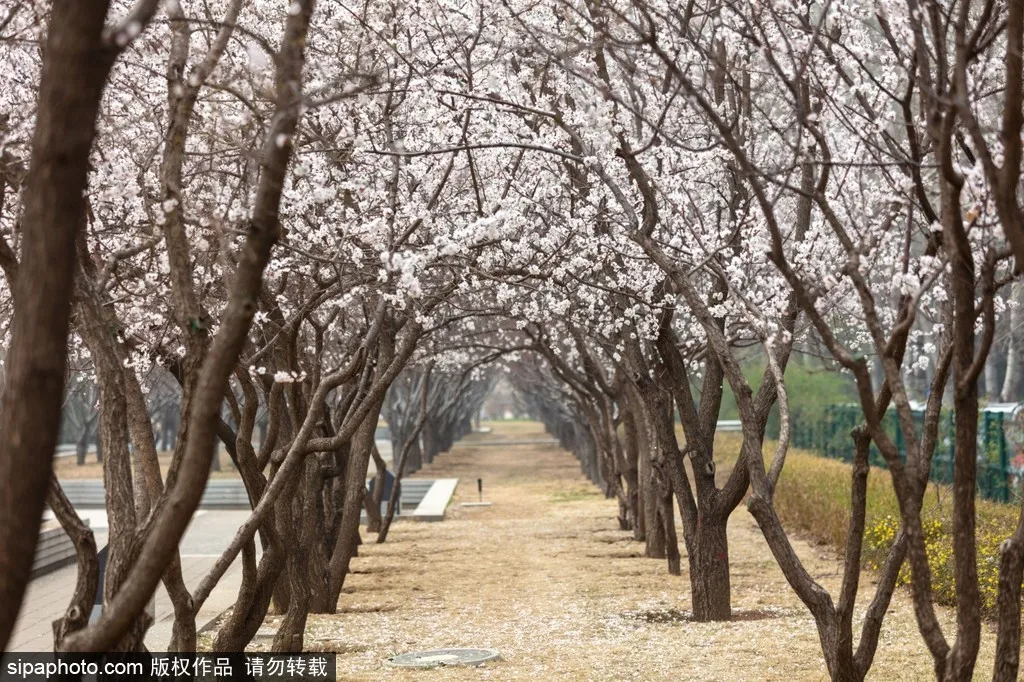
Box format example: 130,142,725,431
457,420,552,442
275,421,996,681
766,435,1024,618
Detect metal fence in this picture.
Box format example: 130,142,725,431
790,404,1017,503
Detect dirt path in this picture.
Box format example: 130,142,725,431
293,421,994,681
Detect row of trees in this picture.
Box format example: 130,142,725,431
1,1,1024,680
0,0,510,655
464,1,1024,680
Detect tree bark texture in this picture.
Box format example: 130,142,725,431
0,0,118,651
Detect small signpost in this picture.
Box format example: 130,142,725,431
461,477,492,508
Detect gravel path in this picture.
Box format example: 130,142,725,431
295,421,995,681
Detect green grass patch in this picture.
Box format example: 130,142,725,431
713,357,855,437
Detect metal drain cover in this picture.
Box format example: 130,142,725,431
387,648,500,668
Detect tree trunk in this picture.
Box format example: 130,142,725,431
364,444,386,533
48,476,98,648
76,433,88,467
272,461,317,652
992,518,1024,682
985,340,1004,401
379,383,430,544
638,423,665,558
257,418,268,453
941,180,982,680
161,409,178,452
212,539,286,652
0,1,119,651
271,485,295,615
378,481,402,544
621,406,642,541
1003,281,1024,402
660,486,681,576
689,515,731,621
421,421,437,464
407,437,422,475
326,405,383,608
122,370,195,651
305,497,333,615
73,276,152,652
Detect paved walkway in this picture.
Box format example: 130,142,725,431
8,510,252,652
12,438,395,652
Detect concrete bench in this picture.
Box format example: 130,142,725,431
396,479,432,498
57,481,107,507
32,522,86,578
363,479,433,517
410,479,458,522
359,478,458,523
58,477,457,519
58,479,253,510
199,480,251,508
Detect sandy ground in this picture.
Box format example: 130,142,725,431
275,421,996,681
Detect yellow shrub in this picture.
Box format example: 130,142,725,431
720,432,1024,620
862,514,1012,615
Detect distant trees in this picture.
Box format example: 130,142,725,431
61,376,99,466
